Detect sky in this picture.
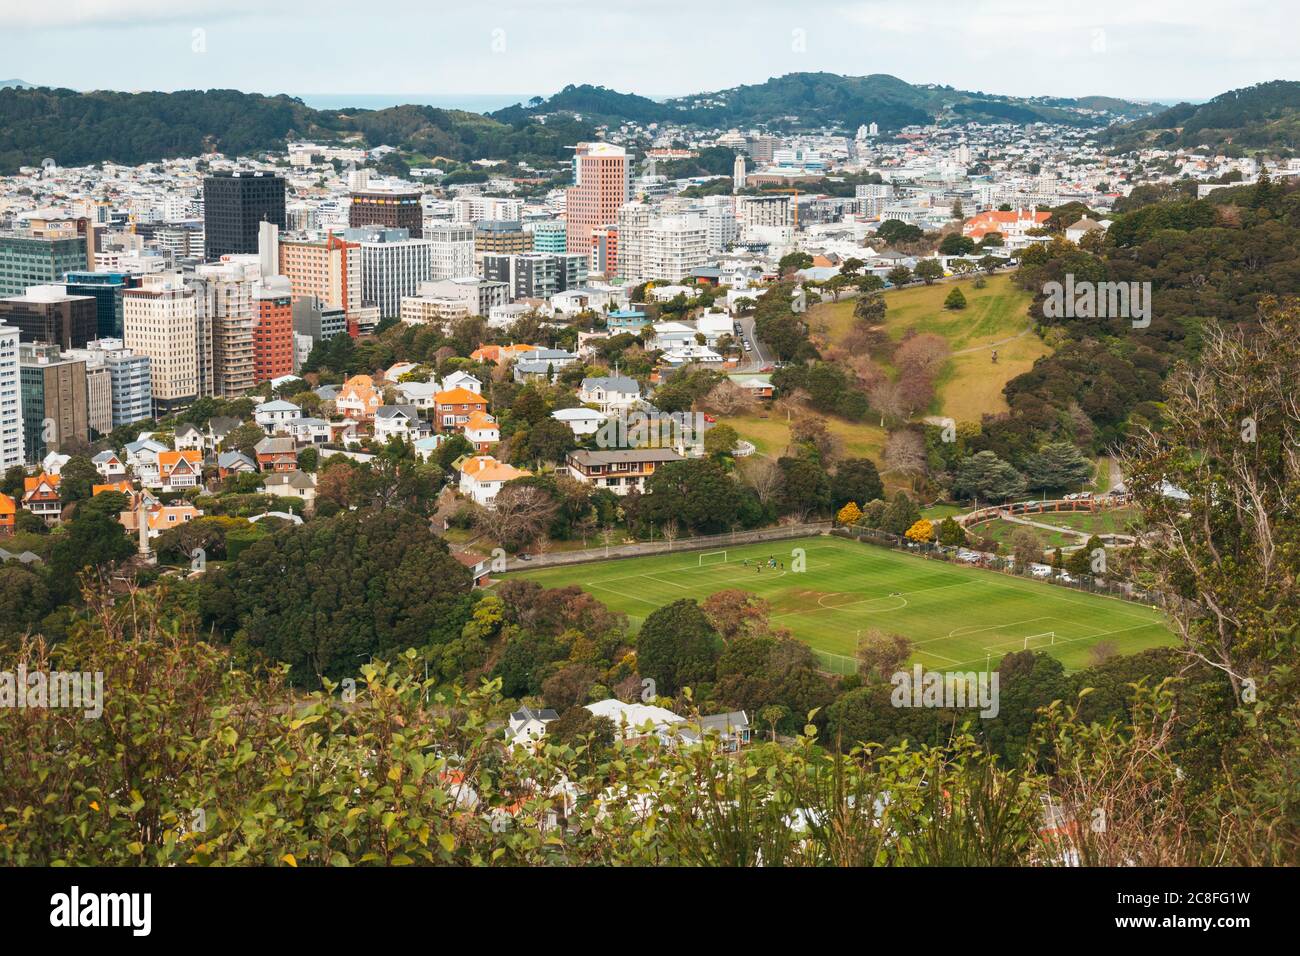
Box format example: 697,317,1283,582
1,0,1295,107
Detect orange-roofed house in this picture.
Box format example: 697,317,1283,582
93,480,136,498
158,450,203,493
22,474,62,525
458,455,531,507
462,411,500,452
470,343,539,365
961,208,1050,240
335,373,383,421
0,492,15,535
119,501,203,538
434,386,490,433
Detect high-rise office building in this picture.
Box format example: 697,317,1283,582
0,229,92,298
252,277,294,383
426,222,476,279
529,220,567,254
482,253,587,300
349,188,424,237
64,271,132,339
19,342,89,462
203,171,286,259
65,339,152,429
123,274,198,415
279,233,361,318
0,322,22,469
343,227,433,320
0,285,98,350
474,220,531,256
565,143,629,257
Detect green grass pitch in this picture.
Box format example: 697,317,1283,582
509,535,1173,673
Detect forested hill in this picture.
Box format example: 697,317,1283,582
492,73,1162,131
0,87,592,174
1104,80,1300,151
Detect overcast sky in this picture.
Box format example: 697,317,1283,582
2,0,1294,106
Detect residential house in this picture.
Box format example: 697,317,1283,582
157,450,203,493
470,343,538,365
335,374,383,421
254,436,299,473
373,405,428,443
566,447,683,494
461,411,500,452
454,550,493,588
174,423,205,453
511,349,579,383
124,437,169,485
41,451,71,476
646,321,698,351
383,361,421,383
458,455,531,507
506,705,559,749
92,449,127,480
578,375,641,414
392,380,438,411
413,434,448,462
263,470,317,509
551,406,607,437
22,473,62,525
434,386,490,433
442,370,483,395
286,416,332,445
0,492,15,535
217,450,257,478
206,416,241,450
254,399,303,434
120,500,203,538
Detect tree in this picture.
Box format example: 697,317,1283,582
856,630,912,682
636,599,723,697
474,483,560,552
836,501,863,526
700,589,772,642
880,491,921,536
943,287,967,310
951,451,1026,502
200,509,473,684
222,423,265,458
523,417,577,464
884,430,928,488
1023,442,1094,493
758,704,789,742
853,293,886,325
1010,528,1044,571
914,259,944,285
643,457,742,533
58,456,100,502
830,458,884,512
776,456,830,519
939,233,976,256
887,265,913,287
937,516,968,547
904,518,934,544
703,422,739,458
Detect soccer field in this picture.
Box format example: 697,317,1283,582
510,535,1173,673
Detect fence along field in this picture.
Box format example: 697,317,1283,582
510,534,1174,674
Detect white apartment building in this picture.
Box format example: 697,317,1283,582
348,227,434,320
451,196,523,222
0,323,22,470
736,194,794,229
425,222,476,280
123,274,198,415
641,215,708,281
65,338,152,429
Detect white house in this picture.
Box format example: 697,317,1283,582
578,375,641,414
286,416,332,445
392,380,439,411
124,437,169,485
263,470,317,508
174,423,205,453
551,407,607,437
254,399,303,434
458,455,531,507
373,405,427,442
40,451,70,476
442,370,483,395
506,706,559,750
92,449,126,480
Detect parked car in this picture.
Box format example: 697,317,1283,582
517,553,532,561
1029,563,1054,578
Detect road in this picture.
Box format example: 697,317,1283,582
734,314,772,371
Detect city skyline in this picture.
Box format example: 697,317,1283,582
1,0,1295,106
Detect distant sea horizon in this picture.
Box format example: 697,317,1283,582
297,93,536,113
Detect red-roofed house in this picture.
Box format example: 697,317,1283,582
962,209,1050,240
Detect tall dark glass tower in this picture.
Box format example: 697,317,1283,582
203,171,286,259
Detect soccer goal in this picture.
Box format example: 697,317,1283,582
698,550,728,567
1022,631,1057,649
